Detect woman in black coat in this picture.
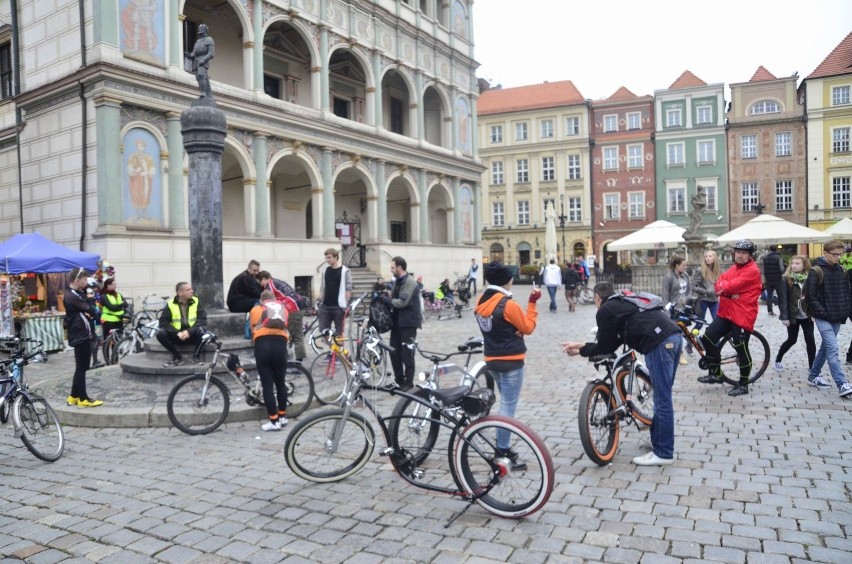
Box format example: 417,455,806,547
64,268,103,408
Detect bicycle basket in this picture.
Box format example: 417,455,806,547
461,388,495,418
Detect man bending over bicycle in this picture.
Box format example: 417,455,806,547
474,262,540,470
696,239,761,397
562,282,682,466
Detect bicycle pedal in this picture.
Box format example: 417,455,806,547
379,447,394,457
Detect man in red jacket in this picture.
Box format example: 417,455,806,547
697,239,762,396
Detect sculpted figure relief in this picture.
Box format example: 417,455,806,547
190,24,215,99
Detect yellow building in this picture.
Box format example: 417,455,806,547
477,81,592,268
801,31,852,234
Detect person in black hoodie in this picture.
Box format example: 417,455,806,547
64,268,104,408
805,239,852,396
762,245,785,316
227,260,262,313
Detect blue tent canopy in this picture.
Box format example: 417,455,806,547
0,232,100,274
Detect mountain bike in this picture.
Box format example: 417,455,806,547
284,337,554,525
167,331,314,435
578,347,654,466
102,295,164,365
387,337,495,465
0,338,65,462
667,303,770,384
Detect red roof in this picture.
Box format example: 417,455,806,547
478,81,586,115
668,70,707,90
749,66,778,82
604,86,638,102
806,31,852,80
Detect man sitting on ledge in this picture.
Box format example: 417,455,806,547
157,282,208,367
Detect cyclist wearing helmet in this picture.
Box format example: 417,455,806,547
697,239,762,396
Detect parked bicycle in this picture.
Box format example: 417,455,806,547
0,338,65,462
167,331,314,434
387,337,495,464
422,289,455,319
284,337,555,525
102,304,160,365
667,303,770,383
574,284,595,305
578,346,654,466
310,320,389,406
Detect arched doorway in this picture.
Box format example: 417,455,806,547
489,243,504,263
517,242,531,267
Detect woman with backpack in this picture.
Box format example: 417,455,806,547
250,289,290,431
775,255,815,372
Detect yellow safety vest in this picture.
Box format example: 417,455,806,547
100,292,125,323
167,300,198,330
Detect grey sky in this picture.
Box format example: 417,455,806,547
473,1,852,100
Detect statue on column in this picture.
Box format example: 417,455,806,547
189,24,215,100
685,185,707,237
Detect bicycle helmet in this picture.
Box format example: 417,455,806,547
732,239,756,254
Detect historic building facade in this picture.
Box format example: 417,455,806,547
800,31,852,232
727,66,806,233
654,71,728,240
476,81,592,268
0,0,483,299
589,87,656,269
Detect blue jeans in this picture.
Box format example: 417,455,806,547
699,300,718,323
490,366,524,450
547,285,558,311
643,333,681,460
810,319,848,389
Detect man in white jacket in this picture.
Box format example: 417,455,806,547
318,248,353,337
542,258,562,313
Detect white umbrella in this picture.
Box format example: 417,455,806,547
607,220,686,251
716,214,831,245
823,217,852,239
545,202,557,261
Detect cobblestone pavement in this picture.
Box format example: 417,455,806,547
1,286,851,563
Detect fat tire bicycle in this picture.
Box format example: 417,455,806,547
0,338,65,462
284,337,554,525
386,337,495,465
578,348,654,466
167,331,314,435
668,304,770,384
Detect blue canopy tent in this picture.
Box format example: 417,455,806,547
0,232,99,273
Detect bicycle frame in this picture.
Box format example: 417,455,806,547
588,347,648,424
410,339,487,391
330,367,506,526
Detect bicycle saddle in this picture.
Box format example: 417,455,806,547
458,337,483,352
423,385,471,407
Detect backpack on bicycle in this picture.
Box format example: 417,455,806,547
369,298,393,334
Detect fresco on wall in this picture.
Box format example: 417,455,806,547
120,0,165,64
122,129,164,227
452,1,468,40
460,185,473,242
456,96,471,155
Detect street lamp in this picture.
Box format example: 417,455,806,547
558,194,568,262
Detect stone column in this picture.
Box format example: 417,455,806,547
452,177,462,244
166,112,186,229
94,95,123,227
252,1,264,91
418,169,430,243
93,0,119,45
376,160,388,241
372,51,383,129
170,2,181,67
253,134,271,236
181,101,227,312
415,71,424,140
321,147,335,238
319,26,330,112
473,182,482,245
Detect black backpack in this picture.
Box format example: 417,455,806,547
369,298,393,334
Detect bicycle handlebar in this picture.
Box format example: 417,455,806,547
406,338,481,363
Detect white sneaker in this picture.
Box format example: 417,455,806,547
632,451,674,466
808,376,832,389
774,361,784,372
840,382,852,397
261,420,281,432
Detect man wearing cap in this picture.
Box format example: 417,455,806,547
697,239,762,396
474,262,541,469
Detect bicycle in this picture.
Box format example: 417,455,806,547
578,347,655,466
284,336,555,525
387,337,496,464
667,303,770,384
574,283,595,305
0,338,65,462
422,290,455,319
166,331,314,435
102,305,160,365
309,320,389,406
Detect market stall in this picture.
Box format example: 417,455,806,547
0,232,100,352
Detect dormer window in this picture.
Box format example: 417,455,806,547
750,100,780,115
